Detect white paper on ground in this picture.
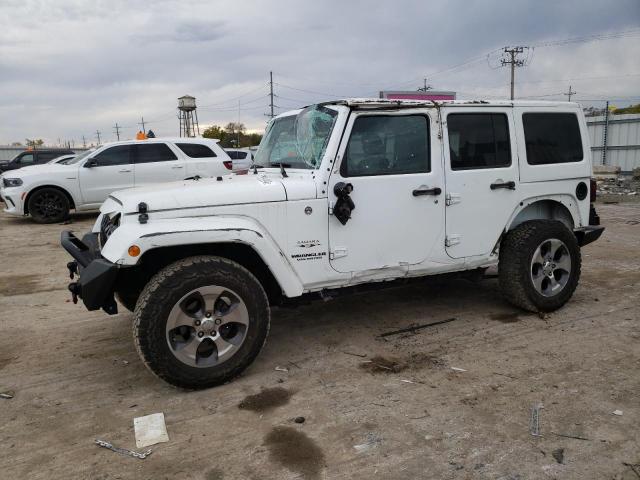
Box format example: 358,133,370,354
134,413,169,448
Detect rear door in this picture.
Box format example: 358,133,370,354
132,142,184,186
79,145,133,204
175,142,226,177
443,107,519,258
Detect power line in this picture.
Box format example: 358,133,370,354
532,28,640,48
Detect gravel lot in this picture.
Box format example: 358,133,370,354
0,203,638,480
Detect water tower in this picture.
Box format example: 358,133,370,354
178,95,200,137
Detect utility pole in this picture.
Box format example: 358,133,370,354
269,71,275,119
500,46,528,100
138,116,146,133
82,135,87,148
564,85,576,102
113,123,121,141
417,78,432,92
95,130,102,145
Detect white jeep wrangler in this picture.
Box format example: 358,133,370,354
62,99,604,389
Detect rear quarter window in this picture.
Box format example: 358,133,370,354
176,143,217,158
523,113,583,165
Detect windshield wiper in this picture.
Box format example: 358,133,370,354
270,162,290,178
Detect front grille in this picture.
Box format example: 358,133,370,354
99,213,120,247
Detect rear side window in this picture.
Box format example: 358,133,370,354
523,113,583,165
93,145,131,166
37,152,61,162
447,113,511,170
135,143,178,163
342,115,430,177
176,143,217,158
227,151,248,160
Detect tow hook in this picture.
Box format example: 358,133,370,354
67,260,78,279
68,282,81,304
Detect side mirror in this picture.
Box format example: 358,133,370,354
84,159,98,168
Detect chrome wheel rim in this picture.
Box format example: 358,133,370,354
166,286,249,368
530,238,572,297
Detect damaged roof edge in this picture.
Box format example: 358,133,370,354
309,98,577,110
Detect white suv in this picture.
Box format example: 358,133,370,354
0,138,232,223
62,99,604,389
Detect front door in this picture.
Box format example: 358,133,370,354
79,145,134,205
442,108,519,258
328,110,444,274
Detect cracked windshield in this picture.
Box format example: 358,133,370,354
254,105,338,169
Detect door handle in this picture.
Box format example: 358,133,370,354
118,169,132,173
171,165,184,169
490,181,516,190
412,187,442,196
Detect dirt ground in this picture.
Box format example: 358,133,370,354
0,203,638,480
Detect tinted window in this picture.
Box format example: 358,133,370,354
38,152,61,162
447,113,511,170
93,145,131,166
17,153,35,164
176,143,217,158
135,143,178,163
342,115,430,177
227,151,248,160
523,113,583,165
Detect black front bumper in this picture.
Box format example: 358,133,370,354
61,231,119,314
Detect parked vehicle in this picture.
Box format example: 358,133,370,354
62,99,604,389
0,138,233,223
48,154,77,165
0,148,75,173
224,148,254,171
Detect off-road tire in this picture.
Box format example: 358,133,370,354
115,291,138,313
133,255,270,389
28,187,70,224
499,220,581,312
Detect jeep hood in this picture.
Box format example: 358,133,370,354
105,172,316,215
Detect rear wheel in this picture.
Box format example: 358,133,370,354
28,188,70,224
133,256,270,389
499,220,581,312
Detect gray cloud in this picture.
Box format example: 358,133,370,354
0,0,638,144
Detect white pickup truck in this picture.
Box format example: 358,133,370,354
62,99,604,389
0,138,233,223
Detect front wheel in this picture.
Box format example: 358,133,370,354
133,256,270,389
499,220,581,312
28,187,70,224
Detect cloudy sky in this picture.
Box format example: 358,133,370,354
0,0,639,146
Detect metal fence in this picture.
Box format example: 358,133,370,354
586,113,640,172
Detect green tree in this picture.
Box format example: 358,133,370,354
202,125,226,141
613,104,640,115
25,138,44,147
